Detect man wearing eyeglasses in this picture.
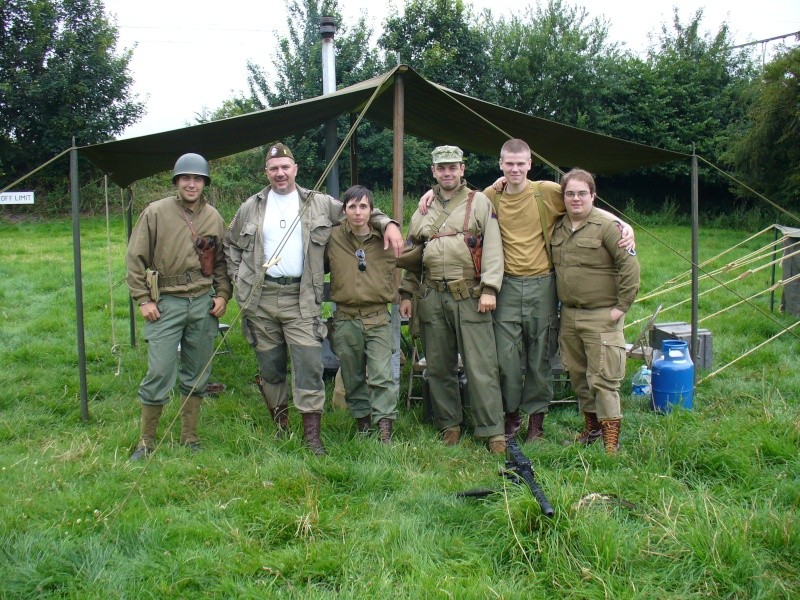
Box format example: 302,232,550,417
399,145,507,454
551,169,640,453
224,144,404,456
324,185,399,443
420,139,634,445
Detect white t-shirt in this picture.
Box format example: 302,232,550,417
263,189,303,277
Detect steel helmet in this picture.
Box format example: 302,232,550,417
172,153,211,185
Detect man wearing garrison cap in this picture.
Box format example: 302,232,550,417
224,142,404,455
399,145,507,454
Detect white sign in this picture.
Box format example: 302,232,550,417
0,191,35,205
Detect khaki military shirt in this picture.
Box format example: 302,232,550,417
400,181,503,298
551,207,640,312
125,195,231,305
224,184,395,317
325,220,397,312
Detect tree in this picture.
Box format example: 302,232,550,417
722,46,800,212
0,0,143,189
242,0,384,186
379,0,492,98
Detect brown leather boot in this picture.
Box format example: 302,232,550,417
301,412,327,456
504,410,521,441
180,395,203,452
355,415,372,434
487,434,507,455
524,412,545,442
130,404,163,461
571,411,603,445
269,405,290,438
377,418,393,444
442,425,461,446
600,418,621,454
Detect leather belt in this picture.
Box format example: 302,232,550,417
265,275,301,285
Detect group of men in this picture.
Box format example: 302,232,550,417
125,138,638,460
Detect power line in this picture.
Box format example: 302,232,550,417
731,30,800,49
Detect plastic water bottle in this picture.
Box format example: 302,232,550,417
631,365,651,397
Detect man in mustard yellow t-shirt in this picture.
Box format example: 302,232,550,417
420,139,633,444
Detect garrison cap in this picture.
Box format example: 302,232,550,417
267,142,294,161
431,145,464,164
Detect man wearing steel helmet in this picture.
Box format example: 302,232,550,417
125,153,231,460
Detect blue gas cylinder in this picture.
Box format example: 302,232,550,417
651,339,694,412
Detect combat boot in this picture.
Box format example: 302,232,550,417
487,434,507,455
301,412,327,456
565,411,603,446
442,425,461,446
355,415,372,434
600,419,621,454
130,403,163,461
524,412,545,442
269,404,290,438
377,418,393,444
180,395,203,452
504,410,521,442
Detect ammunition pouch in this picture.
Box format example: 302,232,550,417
145,268,160,302
427,278,481,301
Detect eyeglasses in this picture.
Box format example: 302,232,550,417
355,249,366,271
564,190,592,199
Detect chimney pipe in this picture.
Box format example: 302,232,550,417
320,16,339,197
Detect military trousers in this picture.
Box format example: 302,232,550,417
493,273,559,416
559,305,626,419
331,313,398,422
417,286,504,438
139,292,218,405
242,280,326,413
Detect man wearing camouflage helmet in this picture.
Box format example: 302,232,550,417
224,142,403,456
126,153,231,460
399,145,506,454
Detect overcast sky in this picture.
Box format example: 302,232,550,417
102,0,800,139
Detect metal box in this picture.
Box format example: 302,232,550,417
650,322,713,368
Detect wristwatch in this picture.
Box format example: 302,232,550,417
139,300,151,306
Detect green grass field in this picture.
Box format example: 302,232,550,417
0,214,797,599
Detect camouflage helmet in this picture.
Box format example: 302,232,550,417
172,153,211,185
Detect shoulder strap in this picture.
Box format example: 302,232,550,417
533,182,554,270
462,190,476,232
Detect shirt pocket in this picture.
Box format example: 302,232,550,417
237,221,258,251
309,215,332,246
575,237,605,267
550,235,565,266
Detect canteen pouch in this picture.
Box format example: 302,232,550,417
194,236,217,276
145,268,160,302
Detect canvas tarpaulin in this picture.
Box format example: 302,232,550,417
80,65,687,188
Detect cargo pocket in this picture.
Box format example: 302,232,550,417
599,332,627,382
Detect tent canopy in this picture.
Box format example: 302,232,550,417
80,65,688,188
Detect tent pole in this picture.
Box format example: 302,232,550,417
349,114,359,185
70,141,89,421
392,68,406,224
125,186,136,347
391,68,407,393
691,147,699,385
